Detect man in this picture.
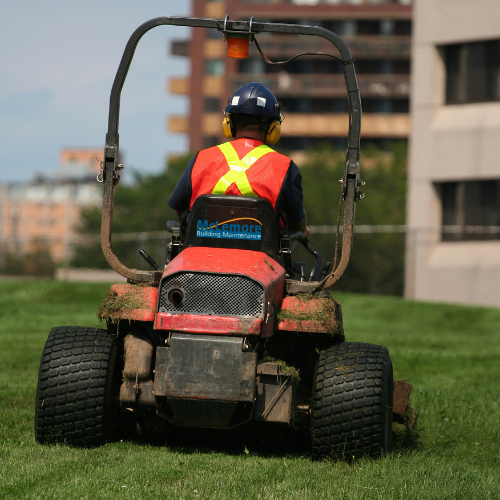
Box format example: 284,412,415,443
168,82,309,236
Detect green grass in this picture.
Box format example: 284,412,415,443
0,279,499,499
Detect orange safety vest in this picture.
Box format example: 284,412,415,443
189,138,291,211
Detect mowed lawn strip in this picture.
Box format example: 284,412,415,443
0,279,499,499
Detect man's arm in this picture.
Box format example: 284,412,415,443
167,155,197,217
284,209,310,237
280,162,310,236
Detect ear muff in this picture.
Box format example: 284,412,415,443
222,114,235,138
266,119,281,145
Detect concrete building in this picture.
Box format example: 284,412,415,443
169,0,413,153
406,0,500,307
0,149,102,264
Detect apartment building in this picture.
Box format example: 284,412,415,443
0,149,102,264
406,0,500,307
169,0,413,153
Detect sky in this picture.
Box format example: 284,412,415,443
0,1,192,183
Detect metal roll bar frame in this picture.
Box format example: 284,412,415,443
101,16,362,290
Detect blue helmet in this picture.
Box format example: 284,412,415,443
225,82,281,119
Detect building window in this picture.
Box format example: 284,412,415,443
444,39,500,105
206,29,221,40
238,58,265,74
438,180,500,241
203,136,219,149
394,20,412,36
204,98,220,113
247,0,413,3
205,59,224,76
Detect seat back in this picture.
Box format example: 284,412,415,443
184,195,281,261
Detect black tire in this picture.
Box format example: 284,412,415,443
311,342,393,460
35,326,120,447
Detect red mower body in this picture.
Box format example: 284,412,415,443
154,247,285,338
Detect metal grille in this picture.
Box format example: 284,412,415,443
159,272,264,318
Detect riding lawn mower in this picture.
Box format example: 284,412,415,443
35,14,416,460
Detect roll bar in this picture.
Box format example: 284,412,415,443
101,16,362,289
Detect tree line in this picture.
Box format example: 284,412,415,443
1,143,407,296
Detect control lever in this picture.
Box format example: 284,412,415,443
289,231,322,282
292,262,306,282
321,262,332,280
165,219,183,265
139,249,160,271
302,238,322,282
166,220,180,233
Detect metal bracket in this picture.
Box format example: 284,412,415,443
113,163,124,185
221,14,257,40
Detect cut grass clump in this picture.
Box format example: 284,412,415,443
97,287,148,322
259,356,300,382
277,294,341,335
393,404,419,450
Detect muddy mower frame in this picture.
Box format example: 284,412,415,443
35,15,411,459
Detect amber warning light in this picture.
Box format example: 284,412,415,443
223,15,253,59
227,36,250,59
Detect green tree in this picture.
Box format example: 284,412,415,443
71,153,192,269
0,243,56,277
295,141,407,295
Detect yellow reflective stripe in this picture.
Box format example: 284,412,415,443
212,142,275,196
218,142,243,169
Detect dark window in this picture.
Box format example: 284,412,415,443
358,21,379,36
394,21,412,36
391,98,409,113
438,180,500,241
277,137,399,153
332,98,349,113
238,58,264,74
203,136,219,149
206,29,222,40
205,59,224,76
379,20,395,37
364,98,392,113
393,60,410,74
263,58,342,75
362,98,409,114
280,97,348,114
204,98,220,113
444,39,500,104
320,20,357,37
277,136,347,152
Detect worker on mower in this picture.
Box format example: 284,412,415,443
168,82,309,236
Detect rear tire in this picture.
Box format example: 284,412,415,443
35,326,119,447
311,342,393,460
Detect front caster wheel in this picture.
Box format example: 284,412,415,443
311,342,393,460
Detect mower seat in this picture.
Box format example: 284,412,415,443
183,195,281,262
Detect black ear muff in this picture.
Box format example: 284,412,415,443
266,119,281,145
222,114,236,138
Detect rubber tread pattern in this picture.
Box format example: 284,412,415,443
311,342,392,460
35,326,117,447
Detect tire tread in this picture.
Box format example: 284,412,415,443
311,341,392,460
35,326,117,447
